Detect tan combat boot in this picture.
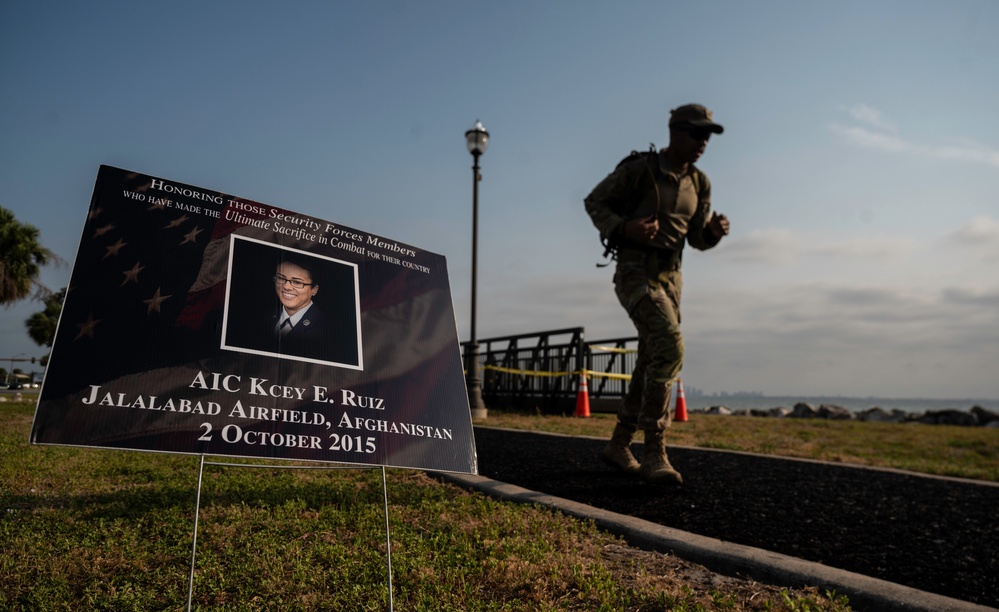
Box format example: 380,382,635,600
601,424,641,474
640,430,683,484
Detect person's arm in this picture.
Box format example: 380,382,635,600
707,212,729,241
584,161,643,241
686,171,729,250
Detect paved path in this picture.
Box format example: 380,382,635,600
436,427,999,611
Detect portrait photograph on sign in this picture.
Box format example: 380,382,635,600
30,166,477,475
221,236,362,369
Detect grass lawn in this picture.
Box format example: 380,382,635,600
478,410,999,482
19,399,990,610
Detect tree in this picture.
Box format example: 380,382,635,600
0,206,60,307
26,287,67,348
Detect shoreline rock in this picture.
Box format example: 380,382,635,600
690,403,999,427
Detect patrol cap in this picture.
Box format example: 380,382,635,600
669,103,724,134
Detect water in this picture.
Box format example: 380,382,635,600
685,394,999,415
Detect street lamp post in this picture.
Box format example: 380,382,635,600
8,353,25,386
465,120,489,419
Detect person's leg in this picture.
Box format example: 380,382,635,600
600,258,654,474
601,337,644,474
632,269,684,483
632,292,682,432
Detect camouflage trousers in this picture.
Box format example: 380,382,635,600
613,249,684,432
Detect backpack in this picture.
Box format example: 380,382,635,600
597,144,702,266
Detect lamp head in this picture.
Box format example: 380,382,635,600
465,119,489,156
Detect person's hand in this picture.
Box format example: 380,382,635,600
623,214,659,242
708,212,729,239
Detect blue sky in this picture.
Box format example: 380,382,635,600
2,1,997,399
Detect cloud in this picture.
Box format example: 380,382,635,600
829,106,999,169
681,279,999,397
719,228,915,264
941,286,999,311
475,271,633,341
808,235,916,260
841,103,896,132
947,215,999,261
828,124,911,153
949,215,999,244
717,228,803,264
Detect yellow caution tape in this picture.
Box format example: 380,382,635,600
482,365,572,377
587,371,632,382
588,345,637,354
471,365,632,382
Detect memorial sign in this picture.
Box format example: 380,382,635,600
31,166,477,474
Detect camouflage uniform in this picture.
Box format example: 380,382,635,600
585,150,721,433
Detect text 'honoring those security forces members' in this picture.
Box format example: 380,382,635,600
128,179,431,273
78,371,454,454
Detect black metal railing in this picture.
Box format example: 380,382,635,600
462,328,637,414
585,336,639,400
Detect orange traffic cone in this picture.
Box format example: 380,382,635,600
575,372,591,418
674,378,688,422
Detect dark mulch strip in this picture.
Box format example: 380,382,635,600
471,426,999,608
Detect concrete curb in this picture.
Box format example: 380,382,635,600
432,471,996,612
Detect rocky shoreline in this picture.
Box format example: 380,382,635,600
694,401,999,427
